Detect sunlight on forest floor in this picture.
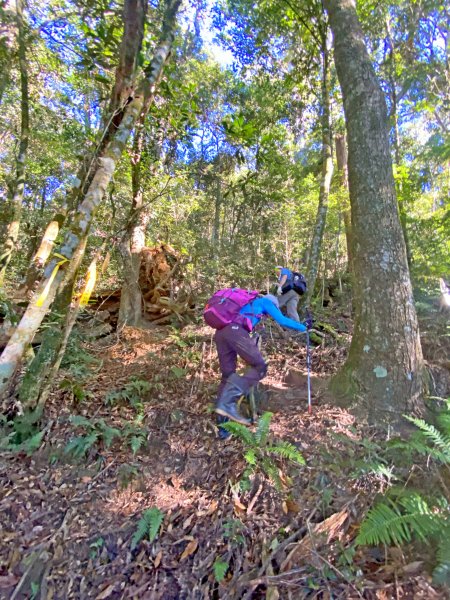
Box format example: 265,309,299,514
1,312,449,599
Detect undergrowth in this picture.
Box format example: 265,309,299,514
356,399,450,586
223,412,305,491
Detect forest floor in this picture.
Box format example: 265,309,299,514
1,303,449,599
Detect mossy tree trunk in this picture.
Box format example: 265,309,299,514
324,0,424,427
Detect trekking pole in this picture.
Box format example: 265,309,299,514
305,311,313,414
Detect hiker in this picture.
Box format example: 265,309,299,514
276,266,302,322
212,293,307,425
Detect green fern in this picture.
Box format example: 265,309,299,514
268,441,306,465
65,432,100,458
131,507,164,549
356,490,444,546
222,420,255,445
222,412,305,490
213,558,228,582
65,416,146,458
404,416,450,463
255,411,272,445
244,448,257,465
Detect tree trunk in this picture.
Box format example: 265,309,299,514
335,133,353,273
211,177,221,264
305,42,333,307
386,16,412,269
70,0,148,210
0,0,181,397
18,207,67,297
19,243,104,410
323,0,424,427
0,0,29,284
17,238,88,409
118,125,150,328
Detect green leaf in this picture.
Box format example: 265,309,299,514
255,411,272,445
131,507,164,549
213,558,228,582
130,435,145,455
244,448,257,465
269,441,305,465
171,366,187,378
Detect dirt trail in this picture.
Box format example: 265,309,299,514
0,325,445,599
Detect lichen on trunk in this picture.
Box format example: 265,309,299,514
323,0,424,428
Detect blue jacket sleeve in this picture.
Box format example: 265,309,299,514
261,298,307,332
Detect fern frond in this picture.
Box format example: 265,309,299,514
244,448,257,465
436,413,450,437
69,415,94,429
65,432,99,458
21,431,45,455
405,416,450,463
213,558,228,582
130,435,145,455
145,507,164,542
433,524,450,585
131,507,164,550
255,412,273,445
356,493,442,547
261,457,283,490
99,424,121,449
131,514,150,550
222,421,255,445
269,441,305,465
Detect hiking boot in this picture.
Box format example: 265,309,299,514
217,415,231,440
215,374,251,426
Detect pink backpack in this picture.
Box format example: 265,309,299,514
203,288,259,331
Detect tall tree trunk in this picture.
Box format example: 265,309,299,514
0,0,29,284
335,133,353,272
305,42,333,307
118,125,150,328
386,16,412,269
323,0,424,427
0,0,181,398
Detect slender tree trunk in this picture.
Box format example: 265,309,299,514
18,207,67,297
19,244,104,410
17,238,88,408
118,125,150,327
335,133,353,272
0,0,29,284
211,177,221,264
323,0,424,427
70,0,148,210
305,43,333,307
0,0,181,397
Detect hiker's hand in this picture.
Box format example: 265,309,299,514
305,317,313,330
276,286,282,296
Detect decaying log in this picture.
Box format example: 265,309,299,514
87,243,193,333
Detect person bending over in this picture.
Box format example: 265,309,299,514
214,293,306,425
